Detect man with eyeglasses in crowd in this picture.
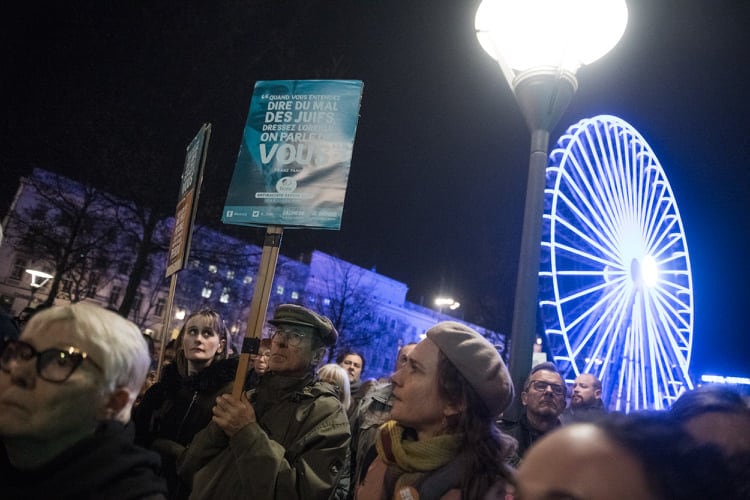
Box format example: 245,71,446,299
177,304,350,499
498,362,567,464
0,303,167,498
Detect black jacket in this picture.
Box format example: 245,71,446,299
0,420,166,500
133,357,239,498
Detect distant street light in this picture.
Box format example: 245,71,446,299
475,0,628,419
24,268,53,308
435,297,461,313
26,269,53,288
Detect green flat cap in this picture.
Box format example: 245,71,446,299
269,304,338,346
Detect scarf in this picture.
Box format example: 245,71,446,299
375,420,462,496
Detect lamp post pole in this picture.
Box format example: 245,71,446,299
505,72,576,419
474,0,628,420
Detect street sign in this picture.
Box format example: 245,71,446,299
166,123,211,277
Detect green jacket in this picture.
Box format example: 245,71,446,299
178,373,350,500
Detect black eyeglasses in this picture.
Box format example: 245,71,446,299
0,339,103,383
271,326,310,348
530,380,566,396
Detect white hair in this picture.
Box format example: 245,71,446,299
26,303,150,422
317,363,351,410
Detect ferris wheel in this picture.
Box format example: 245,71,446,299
539,115,694,412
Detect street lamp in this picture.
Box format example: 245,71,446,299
23,268,53,310
435,297,461,314
475,0,628,419
25,269,53,289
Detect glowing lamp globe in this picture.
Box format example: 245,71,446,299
475,0,629,77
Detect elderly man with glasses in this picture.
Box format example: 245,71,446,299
498,362,567,464
177,304,350,500
0,303,167,499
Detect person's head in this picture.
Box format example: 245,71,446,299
394,342,417,372
253,338,272,375
391,321,513,440
15,304,51,332
0,310,20,342
670,384,750,456
0,303,150,467
175,309,228,376
522,362,566,423
317,363,351,410
267,304,337,378
336,350,364,383
516,412,737,500
163,338,177,363
570,373,602,409
142,334,156,368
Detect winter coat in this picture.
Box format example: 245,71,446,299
349,381,394,490
133,357,239,498
497,412,561,465
559,399,607,425
177,372,351,500
0,420,167,499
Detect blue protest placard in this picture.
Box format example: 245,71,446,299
222,80,363,229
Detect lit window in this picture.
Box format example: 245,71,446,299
276,285,284,295
10,258,27,280
109,286,121,306
201,282,212,298
220,288,230,304
323,298,331,306
291,291,299,300
243,275,253,284
87,273,99,298
155,298,166,317
208,264,218,274
226,270,235,279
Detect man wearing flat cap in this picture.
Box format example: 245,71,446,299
178,304,350,500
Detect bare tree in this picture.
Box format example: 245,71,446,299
6,170,120,308
314,258,380,355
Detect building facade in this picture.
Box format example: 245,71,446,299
0,169,505,379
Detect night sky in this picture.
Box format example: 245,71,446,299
4,0,749,378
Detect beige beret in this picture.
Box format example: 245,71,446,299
426,321,514,417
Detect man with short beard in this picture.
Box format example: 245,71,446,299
498,362,566,463
560,373,606,425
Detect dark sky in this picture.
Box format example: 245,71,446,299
4,0,749,378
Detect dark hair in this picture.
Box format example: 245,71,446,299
595,412,739,499
259,337,272,350
142,334,155,357
524,361,565,393
335,350,365,373
174,308,228,376
670,384,748,422
436,351,516,498
577,373,602,391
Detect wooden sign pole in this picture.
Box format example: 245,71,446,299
231,225,284,399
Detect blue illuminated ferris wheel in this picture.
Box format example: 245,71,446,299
539,115,694,412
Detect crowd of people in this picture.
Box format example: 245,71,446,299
1,301,748,499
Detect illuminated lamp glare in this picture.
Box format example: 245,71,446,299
475,0,629,73
642,255,658,288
